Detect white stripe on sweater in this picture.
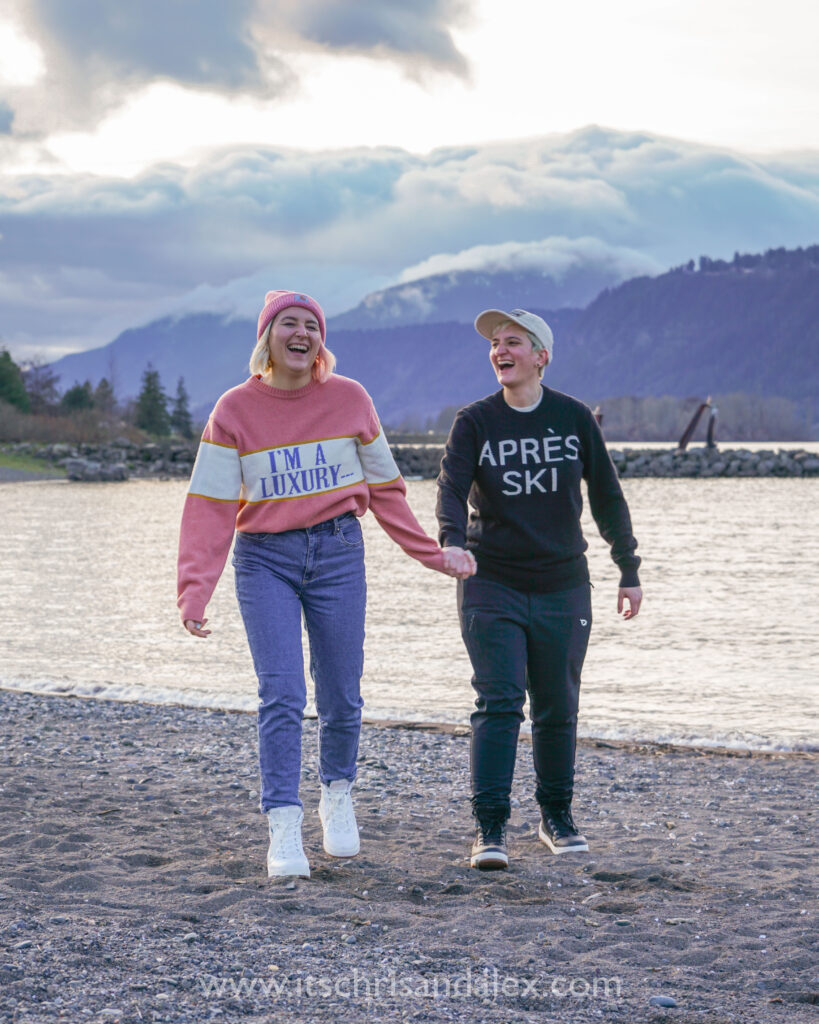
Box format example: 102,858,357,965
357,430,400,484
188,441,242,501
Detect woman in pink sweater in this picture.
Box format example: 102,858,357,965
178,290,474,878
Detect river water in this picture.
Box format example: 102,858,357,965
1,474,817,751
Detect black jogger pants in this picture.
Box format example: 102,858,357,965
457,575,592,817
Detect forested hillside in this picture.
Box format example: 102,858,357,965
45,246,819,435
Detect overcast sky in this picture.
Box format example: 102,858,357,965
1,0,818,360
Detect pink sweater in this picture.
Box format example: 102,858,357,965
177,374,445,621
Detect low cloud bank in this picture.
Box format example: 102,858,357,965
2,127,818,358
398,237,664,284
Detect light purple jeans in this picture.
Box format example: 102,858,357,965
232,513,367,811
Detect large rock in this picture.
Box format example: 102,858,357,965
64,458,129,482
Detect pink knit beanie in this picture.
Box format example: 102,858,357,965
257,290,326,341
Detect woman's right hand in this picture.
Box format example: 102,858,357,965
184,618,212,637
441,547,477,579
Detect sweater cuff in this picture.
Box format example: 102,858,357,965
419,549,447,574
178,600,206,624
618,570,641,589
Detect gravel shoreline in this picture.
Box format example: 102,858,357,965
1,689,816,1023
0,467,65,483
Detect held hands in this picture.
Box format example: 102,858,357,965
184,618,212,638
618,587,643,620
441,546,477,579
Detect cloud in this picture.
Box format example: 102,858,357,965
2,0,470,136
1,127,818,358
262,0,470,76
398,236,664,283
4,0,283,136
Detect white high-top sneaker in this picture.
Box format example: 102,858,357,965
266,805,310,878
318,780,360,857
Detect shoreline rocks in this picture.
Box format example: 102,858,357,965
3,440,818,482
391,444,819,480
4,439,196,482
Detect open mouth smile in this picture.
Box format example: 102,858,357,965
287,343,310,353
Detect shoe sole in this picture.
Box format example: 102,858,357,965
268,862,310,879
322,840,360,858
470,849,509,870
537,822,589,854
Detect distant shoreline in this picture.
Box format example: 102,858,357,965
0,465,65,483
3,440,819,481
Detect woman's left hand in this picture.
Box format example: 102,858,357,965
442,546,477,579
618,587,643,619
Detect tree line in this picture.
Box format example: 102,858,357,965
0,348,196,442
669,244,819,276
422,392,812,443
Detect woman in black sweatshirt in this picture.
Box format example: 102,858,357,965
436,307,642,869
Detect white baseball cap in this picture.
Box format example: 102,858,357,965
474,308,554,363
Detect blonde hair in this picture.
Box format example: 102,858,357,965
249,323,337,384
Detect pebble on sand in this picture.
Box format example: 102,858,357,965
649,994,679,1007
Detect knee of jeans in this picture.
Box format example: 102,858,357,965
315,692,362,724
531,706,579,728
256,685,306,716
474,694,526,720
317,707,362,730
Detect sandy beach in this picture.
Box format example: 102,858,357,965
0,688,816,1024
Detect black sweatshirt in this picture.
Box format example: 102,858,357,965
436,387,641,593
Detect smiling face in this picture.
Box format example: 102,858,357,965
267,305,323,388
489,323,547,389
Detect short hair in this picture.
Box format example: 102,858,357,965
491,319,547,377
249,322,337,384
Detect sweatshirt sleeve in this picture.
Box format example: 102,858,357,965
356,404,445,573
176,414,243,622
581,409,641,588
435,408,478,549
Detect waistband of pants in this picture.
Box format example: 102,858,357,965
237,511,357,542
306,511,357,534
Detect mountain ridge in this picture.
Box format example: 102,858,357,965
47,245,819,427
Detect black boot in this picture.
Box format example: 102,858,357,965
470,806,509,870
538,804,588,855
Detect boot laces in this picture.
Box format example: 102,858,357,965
325,788,355,831
478,813,507,846
271,817,304,858
548,805,576,837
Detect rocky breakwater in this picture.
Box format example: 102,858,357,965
9,439,198,482
7,441,818,483
389,445,819,479
611,446,819,478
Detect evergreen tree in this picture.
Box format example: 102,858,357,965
135,364,170,435
170,377,194,438
94,377,116,416
22,358,60,414
0,348,31,412
60,380,95,412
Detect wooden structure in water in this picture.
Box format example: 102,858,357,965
677,396,718,451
